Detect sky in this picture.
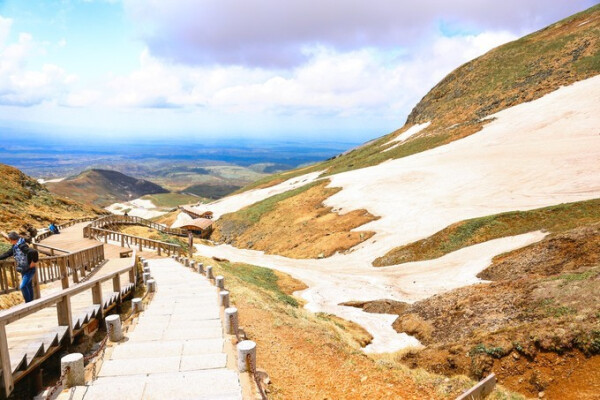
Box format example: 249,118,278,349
0,0,597,144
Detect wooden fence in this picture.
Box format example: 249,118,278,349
84,226,182,257
0,244,105,297
88,215,187,237
35,217,97,242
0,253,139,396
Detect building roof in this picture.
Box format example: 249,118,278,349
172,217,213,231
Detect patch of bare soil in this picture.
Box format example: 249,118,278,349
363,224,600,398
232,281,441,399
213,181,378,259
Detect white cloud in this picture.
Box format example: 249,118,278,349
0,26,77,106
0,16,12,47
123,0,594,67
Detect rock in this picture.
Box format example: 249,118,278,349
539,391,545,398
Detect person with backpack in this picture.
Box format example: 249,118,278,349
0,232,39,302
48,222,60,235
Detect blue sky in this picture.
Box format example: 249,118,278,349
0,0,596,143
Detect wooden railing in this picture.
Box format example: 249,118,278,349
0,244,105,296
84,226,182,257
88,215,187,236
31,243,70,256
35,217,97,242
0,253,138,396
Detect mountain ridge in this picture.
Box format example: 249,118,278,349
46,168,168,207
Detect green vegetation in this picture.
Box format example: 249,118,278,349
374,198,600,266
215,261,299,307
552,268,599,283
0,243,10,253
158,232,190,253
181,183,240,200
469,344,506,358
141,192,199,208
228,181,321,225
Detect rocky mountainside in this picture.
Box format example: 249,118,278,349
0,163,105,236
188,5,600,398
47,169,168,207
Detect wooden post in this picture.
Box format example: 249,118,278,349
60,258,69,289
33,270,41,300
188,231,193,258
70,255,79,284
92,282,103,309
129,267,136,286
113,274,121,297
57,295,74,342
0,321,14,397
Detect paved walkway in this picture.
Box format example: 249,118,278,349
70,258,242,399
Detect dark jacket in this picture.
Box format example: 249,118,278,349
0,239,39,274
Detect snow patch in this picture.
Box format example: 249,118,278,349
188,171,324,219
382,121,431,152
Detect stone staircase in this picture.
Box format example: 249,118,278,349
63,258,243,399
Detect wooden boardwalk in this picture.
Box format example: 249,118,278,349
1,221,146,390
65,258,243,400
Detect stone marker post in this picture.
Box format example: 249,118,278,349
132,297,143,313
147,279,156,292
61,353,85,387
219,290,230,308
225,307,239,336
215,275,225,290
105,315,123,342
237,341,257,373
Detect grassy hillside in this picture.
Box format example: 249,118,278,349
47,169,168,207
192,255,521,399
140,193,200,208
213,181,377,258
378,223,600,398
0,164,105,234
181,183,241,200
238,4,600,192
374,198,600,266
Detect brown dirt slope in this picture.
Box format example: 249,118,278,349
47,169,168,207
212,181,377,259
374,198,600,266
237,4,600,192
355,223,600,398
0,163,105,234
196,257,522,399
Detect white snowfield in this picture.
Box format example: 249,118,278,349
382,121,431,152
196,75,600,353
188,171,324,220
106,198,167,219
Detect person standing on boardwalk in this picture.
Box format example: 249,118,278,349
0,232,39,302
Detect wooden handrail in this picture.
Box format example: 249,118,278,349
31,243,70,256
35,217,97,242
0,244,105,296
0,261,135,324
88,215,187,237
84,226,183,257
0,252,138,396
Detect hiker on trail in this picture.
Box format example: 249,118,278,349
48,222,60,235
0,232,39,303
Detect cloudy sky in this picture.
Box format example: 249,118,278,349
0,0,596,143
